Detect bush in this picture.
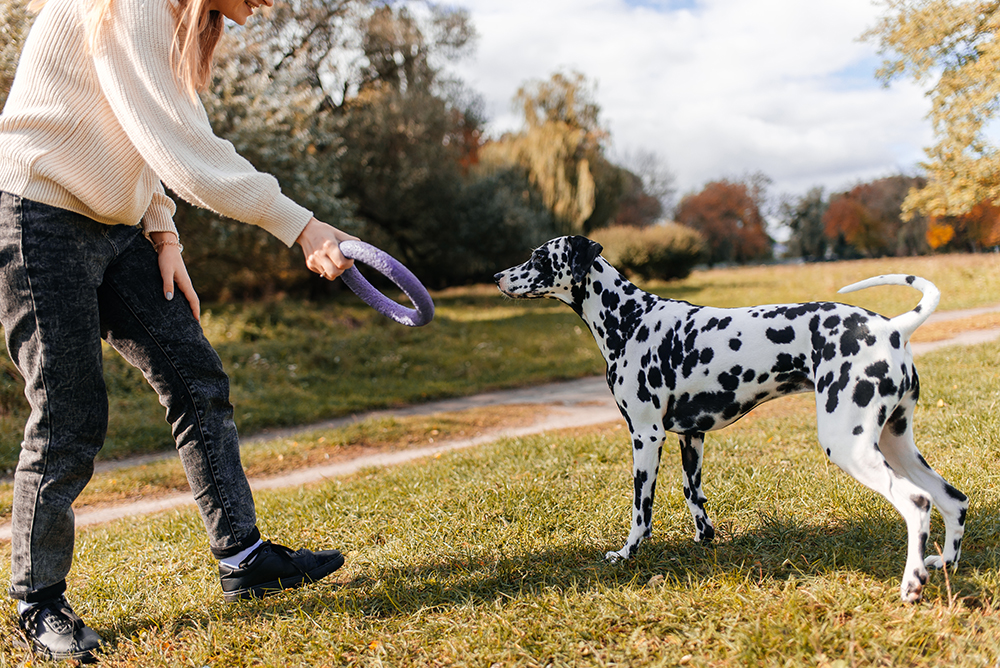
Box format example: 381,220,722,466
590,223,706,281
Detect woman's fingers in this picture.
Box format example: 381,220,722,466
297,218,358,280
174,269,201,322
155,240,201,321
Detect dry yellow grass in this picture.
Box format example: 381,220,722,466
912,312,1000,342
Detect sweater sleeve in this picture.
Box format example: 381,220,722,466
92,0,312,247
141,180,179,239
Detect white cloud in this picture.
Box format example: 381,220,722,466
446,0,933,201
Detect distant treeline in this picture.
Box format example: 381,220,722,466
3,1,998,300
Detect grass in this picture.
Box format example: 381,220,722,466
0,405,545,524
0,251,998,665
0,339,997,666
1,252,998,471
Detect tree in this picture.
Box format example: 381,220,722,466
927,199,1000,251
868,1,1000,219
615,148,677,220
177,0,367,300
332,4,498,287
822,175,929,257
612,169,664,228
1,0,32,110
674,175,772,265
181,0,485,297
479,71,626,234
781,187,829,260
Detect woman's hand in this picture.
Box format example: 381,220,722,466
296,218,358,280
150,231,201,322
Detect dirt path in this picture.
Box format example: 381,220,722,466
1,305,998,541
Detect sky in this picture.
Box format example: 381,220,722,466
445,0,933,205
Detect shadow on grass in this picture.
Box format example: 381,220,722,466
328,508,997,615
89,500,1000,654
135,509,975,630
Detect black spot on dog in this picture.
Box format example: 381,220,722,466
817,371,834,393
853,380,875,407
825,362,852,413
729,338,742,351
890,331,901,349
866,361,889,378
877,377,898,397
717,371,740,392
911,495,931,512
839,313,877,357
944,483,968,502
669,391,737,433
853,426,864,436
682,350,701,379
766,326,795,345
887,406,908,436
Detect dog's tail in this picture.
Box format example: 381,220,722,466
838,274,940,341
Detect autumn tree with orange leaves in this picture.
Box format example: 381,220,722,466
822,176,929,258
675,176,772,265
926,201,1000,251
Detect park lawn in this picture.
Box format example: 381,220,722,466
0,252,998,470
0,339,997,666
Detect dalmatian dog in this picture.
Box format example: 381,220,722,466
494,235,968,603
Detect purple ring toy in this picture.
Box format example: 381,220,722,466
338,240,434,327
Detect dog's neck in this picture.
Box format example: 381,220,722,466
571,258,659,362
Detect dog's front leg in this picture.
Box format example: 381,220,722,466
606,428,664,562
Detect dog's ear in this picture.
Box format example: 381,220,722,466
570,236,603,283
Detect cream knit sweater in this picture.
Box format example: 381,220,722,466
0,0,312,247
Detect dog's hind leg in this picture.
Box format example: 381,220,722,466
819,411,934,602
605,424,665,562
680,433,715,543
877,391,968,571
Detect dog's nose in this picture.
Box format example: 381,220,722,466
493,272,504,283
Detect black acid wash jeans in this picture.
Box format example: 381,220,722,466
0,193,261,603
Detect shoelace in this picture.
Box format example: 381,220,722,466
242,541,307,575
21,597,83,635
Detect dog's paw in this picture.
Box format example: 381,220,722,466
924,555,956,570
900,568,928,604
604,550,625,563
695,524,715,544
901,583,923,604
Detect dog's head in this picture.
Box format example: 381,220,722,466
494,236,603,303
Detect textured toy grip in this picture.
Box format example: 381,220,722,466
338,240,434,327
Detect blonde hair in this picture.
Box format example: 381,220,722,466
29,0,223,100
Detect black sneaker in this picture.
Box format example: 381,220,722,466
18,595,103,663
219,541,345,602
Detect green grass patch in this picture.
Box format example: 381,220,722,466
0,405,544,524
0,340,997,666
1,253,998,471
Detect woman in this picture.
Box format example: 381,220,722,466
0,0,353,660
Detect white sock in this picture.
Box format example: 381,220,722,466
17,600,38,615
219,538,264,569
